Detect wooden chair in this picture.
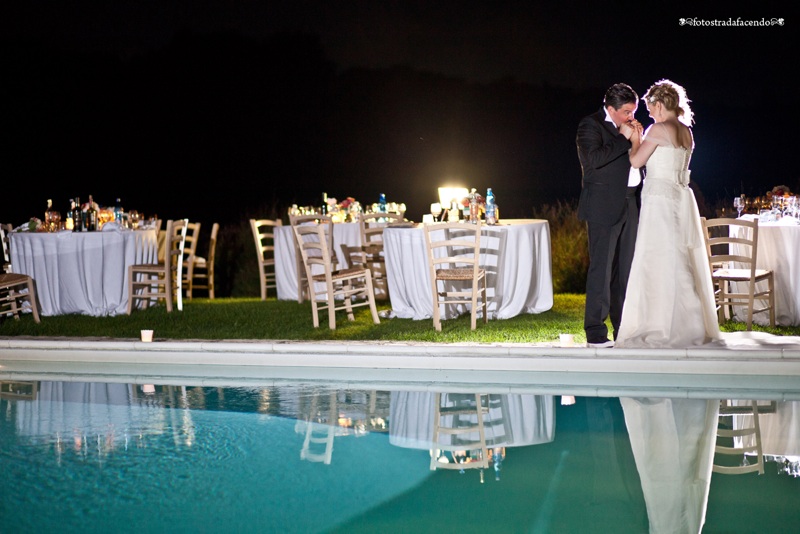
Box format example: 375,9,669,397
127,218,188,314
249,219,282,300
423,220,487,331
182,221,202,299
292,220,379,330
289,214,337,304
713,400,766,475
701,217,775,330
190,222,219,299
1,225,41,323
429,392,490,480
351,212,405,299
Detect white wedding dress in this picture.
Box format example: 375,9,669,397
616,124,721,348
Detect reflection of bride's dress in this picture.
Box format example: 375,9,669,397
616,140,720,348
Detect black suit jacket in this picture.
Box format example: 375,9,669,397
576,109,641,225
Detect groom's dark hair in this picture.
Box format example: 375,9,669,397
604,83,638,110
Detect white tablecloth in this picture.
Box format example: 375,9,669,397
733,218,800,326
389,392,555,450
274,222,363,300
9,229,158,316
383,219,553,320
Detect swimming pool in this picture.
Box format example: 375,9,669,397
2,361,799,533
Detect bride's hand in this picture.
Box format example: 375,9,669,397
630,120,644,142
619,121,635,140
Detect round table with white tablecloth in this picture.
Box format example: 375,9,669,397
9,228,158,316
382,219,553,320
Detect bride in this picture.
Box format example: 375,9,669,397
615,79,721,348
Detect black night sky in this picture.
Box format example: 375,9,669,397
2,2,793,228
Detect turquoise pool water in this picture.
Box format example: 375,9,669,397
1,379,799,533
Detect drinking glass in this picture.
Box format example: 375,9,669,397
431,203,442,221
733,196,744,218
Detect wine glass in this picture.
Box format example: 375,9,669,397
733,196,745,218
430,203,443,221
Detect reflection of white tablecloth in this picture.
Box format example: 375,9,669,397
736,400,800,457
15,382,136,438
383,219,553,320
733,219,800,326
9,229,158,316
274,223,363,300
389,392,555,449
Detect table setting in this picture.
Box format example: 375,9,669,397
275,193,407,300
730,186,800,326
7,197,159,316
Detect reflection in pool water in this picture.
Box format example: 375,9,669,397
1,380,799,533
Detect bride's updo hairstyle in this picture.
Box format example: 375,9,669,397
644,79,694,126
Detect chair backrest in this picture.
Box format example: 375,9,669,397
250,218,282,299
0,224,11,272
207,222,220,269
250,219,282,263
166,219,189,309
701,217,759,278
183,221,201,267
292,221,335,283
359,212,403,247
424,220,483,274
290,213,336,269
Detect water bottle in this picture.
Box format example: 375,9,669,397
485,188,496,225
114,198,124,223
378,193,387,213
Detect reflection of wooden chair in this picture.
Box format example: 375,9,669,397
249,219,282,300
127,218,188,314
0,225,41,323
190,223,219,299
298,392,337,465
430,393,490,478
701,217,775,330
289,214,336,304
424,221,487,331
182,222,202,299
713,400,765,475
292,220,380,329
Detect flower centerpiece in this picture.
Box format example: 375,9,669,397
27,217,43,232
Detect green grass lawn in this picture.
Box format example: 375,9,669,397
2,294,797,344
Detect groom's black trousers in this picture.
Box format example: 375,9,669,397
584,187,639,342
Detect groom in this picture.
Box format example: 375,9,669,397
577,83,643,347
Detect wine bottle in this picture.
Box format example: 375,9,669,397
86,195,98,232
73,197,83,232
66,199,75,231
379,193,387,213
